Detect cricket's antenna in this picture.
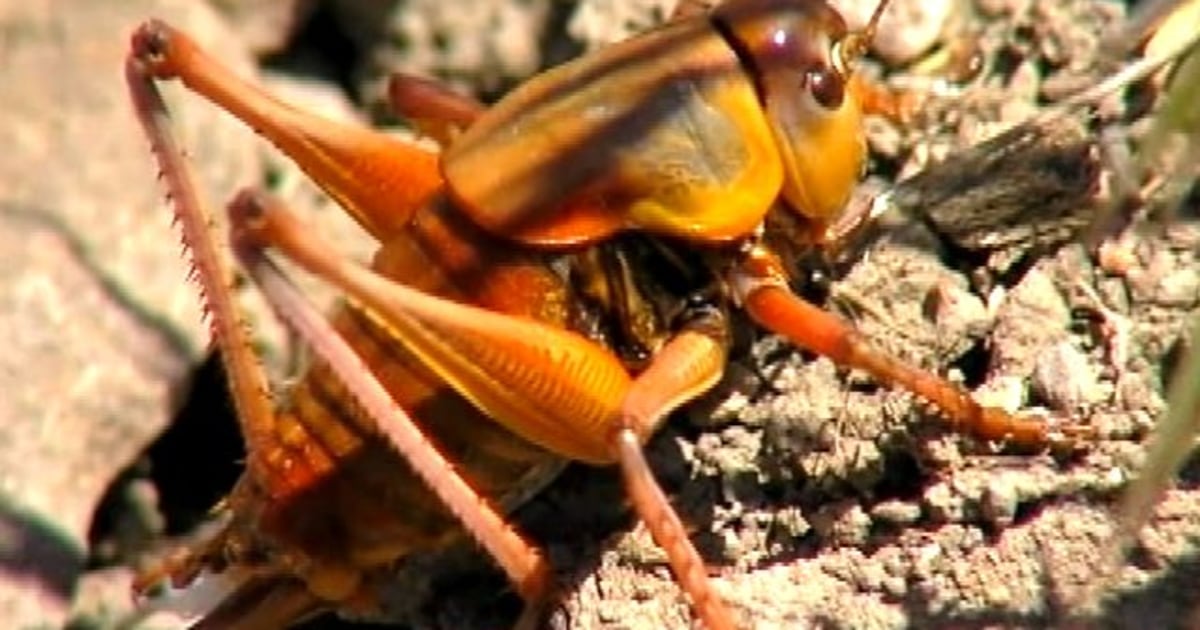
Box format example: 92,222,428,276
833,0,891,76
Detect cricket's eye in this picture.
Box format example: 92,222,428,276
804,66,844,110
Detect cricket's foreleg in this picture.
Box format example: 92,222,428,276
733,244,1095,450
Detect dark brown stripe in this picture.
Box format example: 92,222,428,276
300,367,371,455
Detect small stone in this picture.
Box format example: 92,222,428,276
721,528,744,559
882,575,909,598
924,481,966,523
912,542,944,575
855,562,890,591
774,506,811,539
923,280,992,359
1115,370,1165,417
1155,267,1200,308
1127,249,1199,307
988,266,1071,377
1165,221,1200,250
870,499,922,526
1031,341,1100,411
980,475,1020,528
975,376,1027,414
985,582,1013,606
1102,467,1128,490
811,500,872,547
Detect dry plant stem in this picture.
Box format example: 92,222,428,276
1140,36,1200,217
1080,6,1200,606
227,190,553,602
1103,0,1196,56
1043,18,1200,118
1074,23,1200,248
1093,315,1200,604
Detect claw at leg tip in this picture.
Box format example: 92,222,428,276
130,19,179,76
226,189,277,247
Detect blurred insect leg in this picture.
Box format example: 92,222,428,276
671,0,714,19
387,73,486,146
186,576,323,630
850,74,922,124
129,20,441,241
733,245,1094,450
616,326,738,630
227,189,554,604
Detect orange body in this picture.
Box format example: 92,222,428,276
444,0,866,246
182,0,867,587
125,0,1087,627
214,201,573,581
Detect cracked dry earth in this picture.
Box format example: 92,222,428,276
3,0,1197,629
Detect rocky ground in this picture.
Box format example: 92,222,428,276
1,0,1197,629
